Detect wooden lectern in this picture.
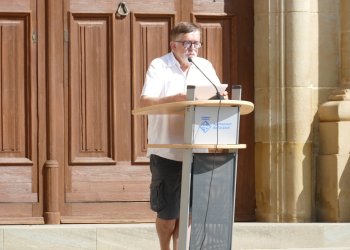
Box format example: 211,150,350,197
133,93,254,250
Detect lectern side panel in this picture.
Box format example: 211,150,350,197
190,153,236,250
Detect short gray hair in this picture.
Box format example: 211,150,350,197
170,22,200,41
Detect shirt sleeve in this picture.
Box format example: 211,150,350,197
141,59,164,98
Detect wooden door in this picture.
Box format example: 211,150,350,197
61,0,164,222
62,0,254,223
0,0,45,224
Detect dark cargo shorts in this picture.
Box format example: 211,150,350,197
149,154,182,220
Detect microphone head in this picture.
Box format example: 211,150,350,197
188,57,193,63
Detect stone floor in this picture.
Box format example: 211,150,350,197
0,223,350,249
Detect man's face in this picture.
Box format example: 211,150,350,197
170,31,201,63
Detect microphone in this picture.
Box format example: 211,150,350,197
188,57,224,100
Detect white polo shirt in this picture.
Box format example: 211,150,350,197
141,52,221,162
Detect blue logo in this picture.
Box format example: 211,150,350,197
199,120,211,133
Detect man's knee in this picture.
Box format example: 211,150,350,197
156,217,177,233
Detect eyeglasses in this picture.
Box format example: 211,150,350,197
175,40,202,49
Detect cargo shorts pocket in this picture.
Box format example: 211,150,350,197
150,180,167,212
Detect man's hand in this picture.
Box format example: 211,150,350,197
169,93,187,102
140,93,187,107
222,91,229,100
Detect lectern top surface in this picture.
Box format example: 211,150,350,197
132,100,254,115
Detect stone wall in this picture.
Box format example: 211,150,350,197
254,0,341,222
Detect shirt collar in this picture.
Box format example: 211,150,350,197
168,52,195,71
168,52,180,68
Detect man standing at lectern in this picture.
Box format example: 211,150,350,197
140,22,225,250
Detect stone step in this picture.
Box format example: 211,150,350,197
0,223,349,249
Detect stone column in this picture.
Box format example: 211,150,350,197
317,0,350,221
255,0,316,222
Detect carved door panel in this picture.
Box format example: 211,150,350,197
63,0,254,222
0,0,45,223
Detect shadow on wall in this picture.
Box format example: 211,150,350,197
296,133,313,222
314,0,341,222
338,158,350,221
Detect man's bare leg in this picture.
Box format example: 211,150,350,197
156,217,177,250
172,219,180,250
173,216,191,250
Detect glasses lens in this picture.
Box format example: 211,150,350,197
193,42,201,49
181,41,201,49
183,41,192,49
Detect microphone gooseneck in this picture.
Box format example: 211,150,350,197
187,57,224,100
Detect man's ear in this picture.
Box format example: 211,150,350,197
170,41,176,50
